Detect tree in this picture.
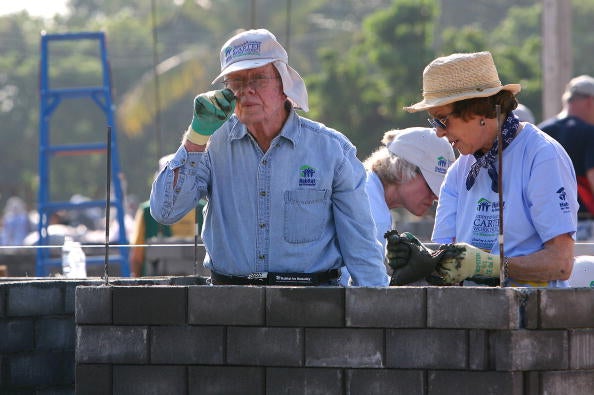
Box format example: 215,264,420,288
308,0,436,158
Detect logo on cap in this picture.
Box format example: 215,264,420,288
224,40,262,65
434,156,450,174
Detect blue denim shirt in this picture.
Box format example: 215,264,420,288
150,110,388,286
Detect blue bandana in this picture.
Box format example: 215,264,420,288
465,114,520,193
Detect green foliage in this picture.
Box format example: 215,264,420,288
440,3,542,121
308,0,436,157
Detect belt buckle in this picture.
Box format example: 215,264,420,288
247,272,268,280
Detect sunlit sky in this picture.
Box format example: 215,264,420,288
0,0,68,17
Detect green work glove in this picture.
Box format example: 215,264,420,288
385,230,448,285
185,88,236,145
433,243,501,285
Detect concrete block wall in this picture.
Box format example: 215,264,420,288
0,277,187,393
75,285,594,395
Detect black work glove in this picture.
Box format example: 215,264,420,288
384,230,448,285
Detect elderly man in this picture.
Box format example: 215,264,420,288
539,75,594,241
150,28,388,286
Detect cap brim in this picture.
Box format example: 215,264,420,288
404,83,521,113
419,168,444,197
212,58,277,84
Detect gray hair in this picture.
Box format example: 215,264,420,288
364,130,419,185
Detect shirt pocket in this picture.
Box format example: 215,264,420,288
284,189,330,243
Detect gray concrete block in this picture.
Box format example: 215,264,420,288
520,288,540,329
267,367,343,395
266,287,344,327
36,317,75,350
569,329,594,369
7,282,64,316
386,329,467,369
346,369,425,395
540,288,594,328
112,286,186,325
113,365,186,395
8,351,74,387
150,325,224,364
76,364,111,395
64,282,79,314
491,330,568,371
468,329,489,370
75,286,112,324
227,327,303,366
428,371,523,395
346,287,425,328
540,370,594,395
523,371,540,395
188,366,264,395
305,328,384,368
427,287,522,329
76,325,147,364
0,285,6,317
0,319,34,352
188,285,265,326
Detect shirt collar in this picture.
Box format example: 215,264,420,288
228,108,300,147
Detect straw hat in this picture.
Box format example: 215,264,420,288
404,51,521,113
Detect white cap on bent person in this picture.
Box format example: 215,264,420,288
387,127,455,197
211,28,309,112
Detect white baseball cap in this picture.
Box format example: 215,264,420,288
212,28,309,112
387,127,455,197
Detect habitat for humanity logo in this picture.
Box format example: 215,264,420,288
224,40,261,64
476,198,503,212
299,165,316,186
557,187,570,212
434,156,452,174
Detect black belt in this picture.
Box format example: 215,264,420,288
210,269,340,286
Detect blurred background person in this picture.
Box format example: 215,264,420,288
130,154,203,277
0,196,32,247
539,75,594,241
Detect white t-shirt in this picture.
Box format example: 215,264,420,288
432,123,578,287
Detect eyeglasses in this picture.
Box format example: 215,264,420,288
222,75,280,93
427,115,450,130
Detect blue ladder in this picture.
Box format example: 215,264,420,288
36,31,130,276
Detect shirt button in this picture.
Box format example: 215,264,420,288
262,160,267,165
175,188,181,193
260,191,266,197
259,223,266,228
258,255,265,260
190,161,196,167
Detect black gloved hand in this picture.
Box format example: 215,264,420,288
384,230,448,285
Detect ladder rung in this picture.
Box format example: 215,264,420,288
41,86,107,99
48,143,107,156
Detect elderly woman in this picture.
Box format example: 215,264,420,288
340,127,454,285
365,127,454,250
393,51,577,287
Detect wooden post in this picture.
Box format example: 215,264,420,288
541,0,573,120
